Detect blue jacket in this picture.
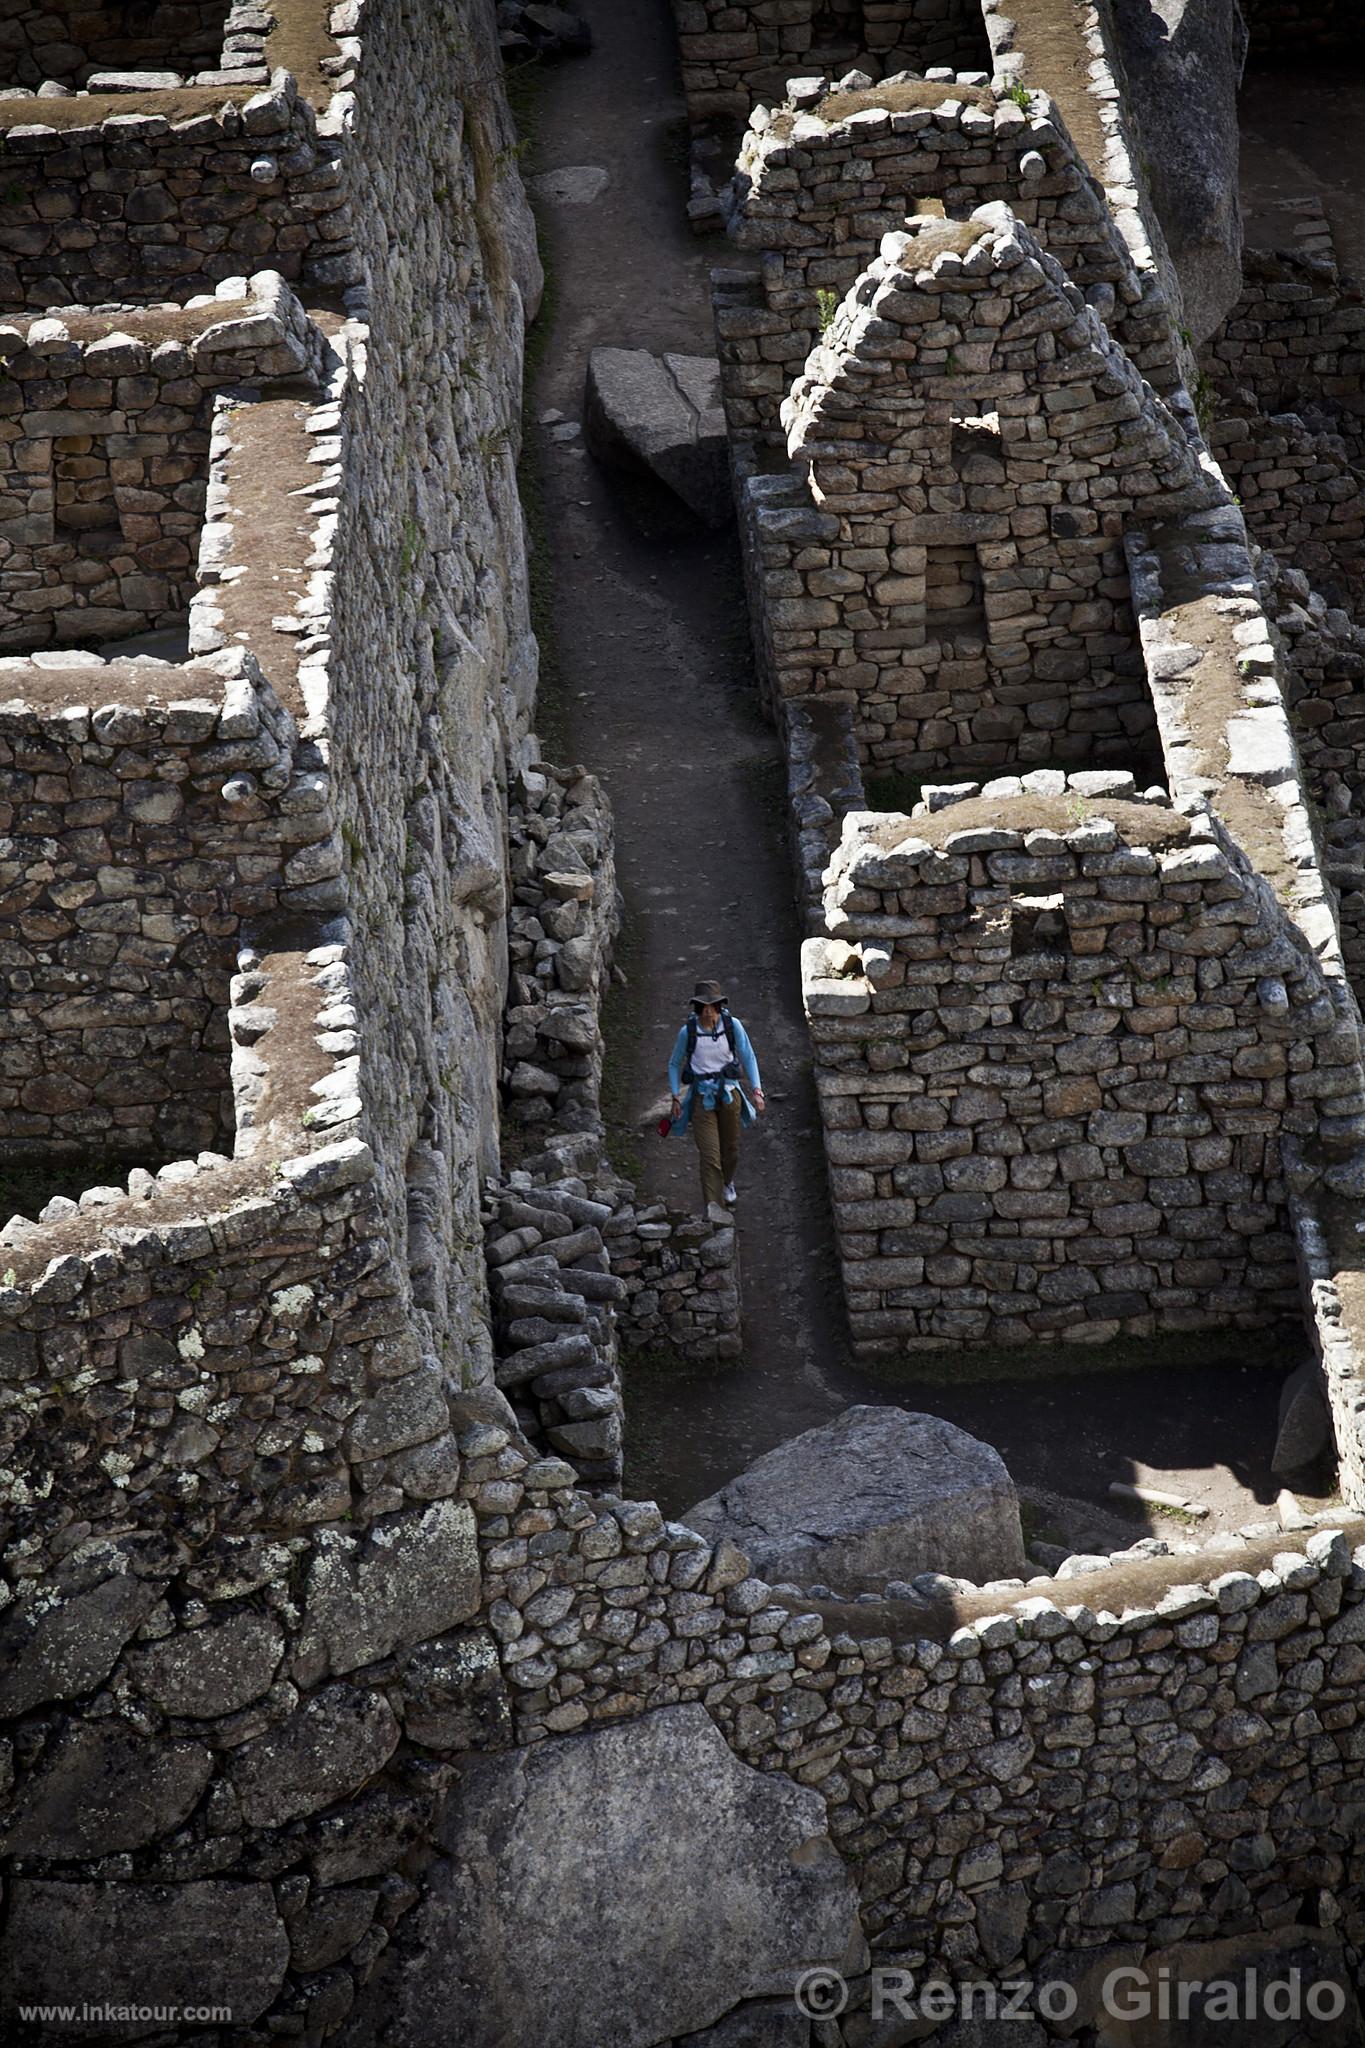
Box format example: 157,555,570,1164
667,1013,762,1132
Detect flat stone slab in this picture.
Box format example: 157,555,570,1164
684,1404,1025,1593
1226,710,1295,785
583,347,731,526
531,165,609,205
345,1704,862,2048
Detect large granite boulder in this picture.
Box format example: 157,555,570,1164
344,1704,862,2048
1113,0,1247,342
0,1882,289,2036
684,1406,1024,1593
583,348,731,526
1271,1361,1333,1474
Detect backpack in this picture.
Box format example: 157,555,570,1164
682,1004,741,1083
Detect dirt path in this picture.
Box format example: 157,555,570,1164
515,0,1320,1540
518,0,860,1508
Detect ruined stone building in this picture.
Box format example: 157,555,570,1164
2,0,1365,2043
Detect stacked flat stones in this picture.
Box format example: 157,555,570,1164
1265,557,1365,982
483,1178,625,1488
668,0,993,121
0,0,270,92
503,759,619,1136
0,275,321,652
750,206,1216,776
0,651,333,1172
716,73,1171,451
1203,247,1365,453
804,795,1358,1352
0,72,354,310
1208,408,1365,616
481,1432,1365,1979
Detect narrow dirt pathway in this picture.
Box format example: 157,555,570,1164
515,0,1309,1538
518,0,860,1514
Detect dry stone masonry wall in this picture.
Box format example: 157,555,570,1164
1207,407,1365,618
0,3,550,2034
670,0,993,122
717,75,1175,456
7,0,1365,2039
805,794,1353,1354
0,73,353,310
749,208,1214,779
0,1,271,93
494,751,742,1454
502,757,619,1139
0,650,323,1174
0,273,324,652
1202,249,1365,454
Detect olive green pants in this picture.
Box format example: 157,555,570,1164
691,1093,742,1210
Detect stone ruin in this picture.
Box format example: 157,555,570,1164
0,4,263,95
0,0,1364,2042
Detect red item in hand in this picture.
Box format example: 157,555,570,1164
657,1116,674,1138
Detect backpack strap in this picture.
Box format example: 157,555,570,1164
682,1007,741,1086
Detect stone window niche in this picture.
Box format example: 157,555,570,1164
0,0,235,91
0,426,208,658
1011,894,1069,958
924,542,986,648
950,412,1003,471
0,651,311,1224
0,278,326,660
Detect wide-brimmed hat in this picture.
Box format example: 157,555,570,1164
692,978,726,1005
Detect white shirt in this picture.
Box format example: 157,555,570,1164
689,1025,732,1077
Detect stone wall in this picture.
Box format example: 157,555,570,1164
669,0,993,123
0,1,547,2026
496,752,743,1420
1208,409,1365,618
351,1421,1365,2021
803,794,1354,1354
1262,556,1365,999
503,758,618,1139
0,650,326,1174
485,1176,625,1488
717,77,1175,453
0,274,324,652
318,0,541,1389
786,693,867,922
740,207,1213,779
496,732,743,1411
0,0,256,92
0,73,354,310
483,1152,744,1495
1202,250,1365,451
6,0,1365,2033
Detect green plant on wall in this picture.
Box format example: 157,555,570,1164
1192,369,1217,436
816,287,839,334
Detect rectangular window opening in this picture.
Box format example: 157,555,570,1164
1012,894,1070,958
53,436,121,548
2,431,207,658
925,541,986,647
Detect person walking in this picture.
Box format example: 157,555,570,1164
667,979,765,1210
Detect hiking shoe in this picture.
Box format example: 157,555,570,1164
723,1182,737,1204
